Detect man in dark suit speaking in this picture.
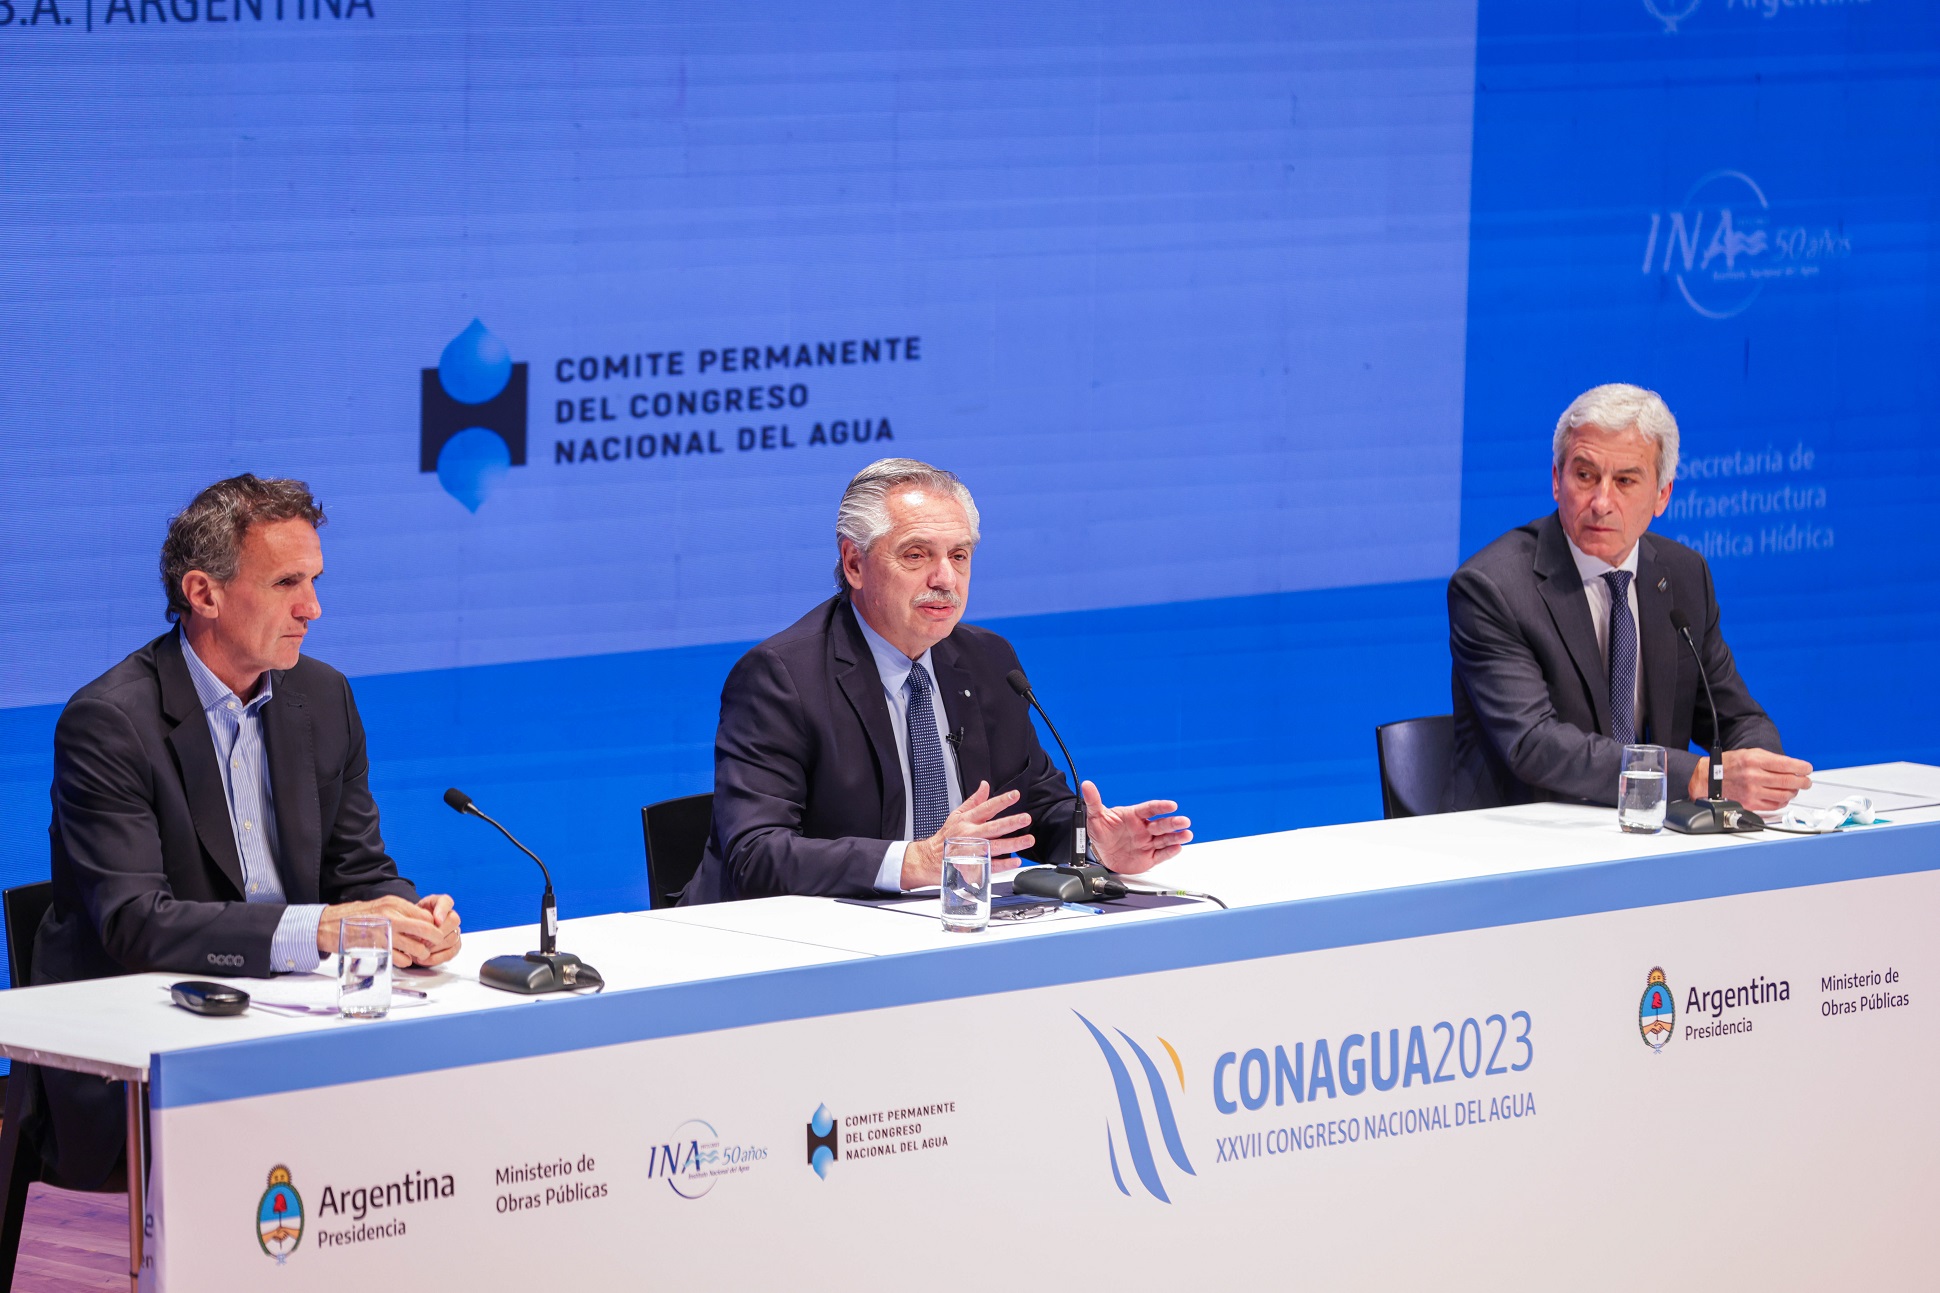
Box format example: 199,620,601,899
682,458,1192,904
1445,384,1813,813
34,474,461,1187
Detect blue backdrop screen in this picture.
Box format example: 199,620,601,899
1,0,1935,961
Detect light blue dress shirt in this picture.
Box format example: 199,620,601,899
854,614,964,893
180,634,326,973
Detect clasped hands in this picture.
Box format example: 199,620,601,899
899,780,1193,890
1687,748,1815,812
317,894,463,968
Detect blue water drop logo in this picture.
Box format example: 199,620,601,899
438,318,513,405
437,427,512,512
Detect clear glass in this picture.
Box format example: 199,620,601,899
1619,744,1668,834
337,916,392,1018
939,837,992,933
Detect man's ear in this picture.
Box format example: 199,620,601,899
179,570,222,620
839,539,865,591
1652,476,1673,518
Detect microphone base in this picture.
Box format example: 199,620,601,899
480,951,602,994
1664,798,1766,835
1012,863,1126,902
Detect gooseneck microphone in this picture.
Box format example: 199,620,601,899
1006,670,1088,869
444,788,604,993
1005,671,1131,903
1000,674,1223,908
1661,611,1762,835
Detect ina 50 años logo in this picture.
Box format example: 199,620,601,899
1640,171,1850,319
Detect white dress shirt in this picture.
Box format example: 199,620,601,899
1564,534,1642,728
853,613,964,892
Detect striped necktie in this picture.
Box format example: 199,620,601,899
905,661,951,840
1602,569,1637,746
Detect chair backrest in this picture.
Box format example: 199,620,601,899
3,882,53,991
1374,715,1455,819
640,793,714,909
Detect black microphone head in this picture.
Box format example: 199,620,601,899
443,787,474,814
1006,669,1031,698
1669,608,1692,636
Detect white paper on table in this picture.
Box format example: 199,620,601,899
175,972,433,1012
1785,783,1937,814
1807,762,1940,805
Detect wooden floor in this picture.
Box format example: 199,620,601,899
9,1184,129,1292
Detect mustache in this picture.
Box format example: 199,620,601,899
912,591,961,610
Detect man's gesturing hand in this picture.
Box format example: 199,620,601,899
900,781,1034,890
317,894,464,969
1687,748,1814,812
1084,781,1192,876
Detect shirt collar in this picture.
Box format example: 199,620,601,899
853,607,937,697
1564,532,1641,586
179,630,275,716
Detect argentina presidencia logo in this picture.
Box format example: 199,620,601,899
257,1165,304,1262
1639,968,1676,1053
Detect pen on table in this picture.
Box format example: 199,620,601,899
393,985,428,998
1060,902,1106,916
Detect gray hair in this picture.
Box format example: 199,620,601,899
1553,383,1681,485
160,474,326,622
833,458,981,591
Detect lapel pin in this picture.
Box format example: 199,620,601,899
1656,577,1667,592
962,690,971,698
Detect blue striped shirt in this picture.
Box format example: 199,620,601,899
180,633,325,973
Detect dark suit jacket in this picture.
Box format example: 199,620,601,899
31,630,416,1187
681,596,1078,904
1444,513,1782,812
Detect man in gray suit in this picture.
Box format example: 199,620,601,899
1445,384,1813,812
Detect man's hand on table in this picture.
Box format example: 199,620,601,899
900,781,1035,890
1687,748,1814,812
317,894,463,968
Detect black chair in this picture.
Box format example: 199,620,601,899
640,793,714,909
1374,715,1455,819
0,882,90,1287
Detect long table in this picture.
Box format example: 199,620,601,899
3,762,1936,1290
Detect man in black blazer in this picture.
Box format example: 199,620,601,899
1445,384,1812,813
682,458,1192,904
33,475,461,1188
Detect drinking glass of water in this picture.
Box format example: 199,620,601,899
1619,744,1668,834
337,916,392,1018
940,838,992,933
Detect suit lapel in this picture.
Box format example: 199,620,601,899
832,599,906,839
261,672,322,903
1534,514,1613,737
157,634,248,899
1635,537,1679,749
930,636,990,798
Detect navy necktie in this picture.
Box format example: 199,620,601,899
905,661,951,840
1602,569,1637,746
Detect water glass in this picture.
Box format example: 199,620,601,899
1619,744,1668,834
337,916,392,1018
940,838,992,933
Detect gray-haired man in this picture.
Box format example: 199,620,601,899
681,457,1191,904
1444,384,1812,812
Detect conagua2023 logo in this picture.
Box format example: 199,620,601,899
1076,1012,1196,1203
420,319,529,511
